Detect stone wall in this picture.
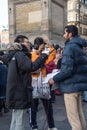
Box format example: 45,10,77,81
49,0,67,45
8,0,67,46
15,1,42,33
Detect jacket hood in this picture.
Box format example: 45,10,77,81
70,36,87,47
3,43,31,65
6,42,22,51
2,43,22,65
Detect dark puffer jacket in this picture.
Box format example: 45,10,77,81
3,43,48,109
53,36,87,93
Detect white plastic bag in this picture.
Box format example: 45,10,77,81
32,72,51,99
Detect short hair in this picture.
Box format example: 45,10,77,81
14,35,28,43
34,37,45,45
34,37,46,50
65,25,78,37
54,44,59,51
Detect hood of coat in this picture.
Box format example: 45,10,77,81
3,42,31,65
2,43,22,65
6,42,22,51
70,36,87,48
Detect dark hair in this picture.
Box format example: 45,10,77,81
34,37,45,50
29,42,33,51
54,44,59,51
14,35,28,43
0,51,4,56
65,25,78,37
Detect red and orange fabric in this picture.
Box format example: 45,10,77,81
45,46,56,64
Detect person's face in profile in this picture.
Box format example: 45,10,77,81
63,28,72,42
38,44,45,54
22,38,30,50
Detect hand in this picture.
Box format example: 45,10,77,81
48,78,54,85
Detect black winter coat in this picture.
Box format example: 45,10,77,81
53,36,87,93
3,43,48,109
0,63,7,99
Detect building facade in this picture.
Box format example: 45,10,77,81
67,0,87,40
0,29,9,49
8,0,67,46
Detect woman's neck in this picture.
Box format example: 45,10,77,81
33,49,39,55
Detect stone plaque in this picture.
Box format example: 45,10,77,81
28,10,42,23
15,1,41,33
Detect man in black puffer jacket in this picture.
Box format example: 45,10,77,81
48,25,87,130
2,35,48,130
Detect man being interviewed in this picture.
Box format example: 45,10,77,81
48,25,87,130
2,35,48,130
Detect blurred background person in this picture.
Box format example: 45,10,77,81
45,43,59,103
54,47,63,96
0,51,8,117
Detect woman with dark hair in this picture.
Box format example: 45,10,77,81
29,37,57,130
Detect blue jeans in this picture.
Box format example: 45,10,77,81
29,98,55,129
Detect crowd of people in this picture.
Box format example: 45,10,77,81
0,25,87,130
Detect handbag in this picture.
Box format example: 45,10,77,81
32,71,51,99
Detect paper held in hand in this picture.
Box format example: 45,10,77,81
42,69,60,84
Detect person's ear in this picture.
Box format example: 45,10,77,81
69,32,72,38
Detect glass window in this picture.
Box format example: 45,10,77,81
68,2,73,10
80,0,87,4
80,27,82,34
83,28,87,35
83,15,87,25
80,16,82,23
68,12,74,22
85,0,87,4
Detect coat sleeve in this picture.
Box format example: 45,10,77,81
16,52,48,72
16,51,32,72
53,45,74,83
31,53,48,71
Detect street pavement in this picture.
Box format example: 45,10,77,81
0,95,87,130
